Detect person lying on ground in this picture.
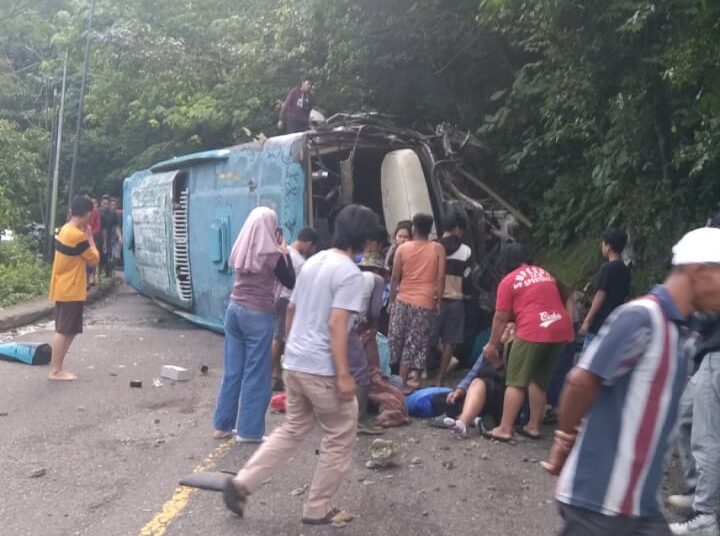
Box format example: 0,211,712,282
440,323,514,438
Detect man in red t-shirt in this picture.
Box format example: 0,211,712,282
483,244,573,442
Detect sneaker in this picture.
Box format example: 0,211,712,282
235,435,266,444
452,420,468,439
668,493,695,513
428,415,455,429
669,513,720,536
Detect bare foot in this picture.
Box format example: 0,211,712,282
484,426,513,442
49,370,77,381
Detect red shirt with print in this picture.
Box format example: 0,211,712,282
496,264,573,343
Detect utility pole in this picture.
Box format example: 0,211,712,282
49,53,68,253
67,0,97,206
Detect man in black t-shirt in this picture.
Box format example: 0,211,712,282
579,228,631,349
99,195,122,277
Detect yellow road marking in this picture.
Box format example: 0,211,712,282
138,439,234,536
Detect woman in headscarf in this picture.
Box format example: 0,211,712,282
213,207,295,442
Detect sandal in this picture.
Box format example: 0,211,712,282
515,426,542,441
302,507,354,526
213,430,233,440
222,478,249,517
482,430,513,443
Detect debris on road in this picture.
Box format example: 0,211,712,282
200,365,209,376
29,467,47,478
0,411,8,417
0,342,51,366
129,380,142,388
152,377,163,388
161,365,190,381
366,439,400,469
290,484,309,496
410,456,423,466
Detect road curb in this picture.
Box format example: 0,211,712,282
0,277,122,332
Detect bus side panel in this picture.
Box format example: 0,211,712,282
187,144,306,326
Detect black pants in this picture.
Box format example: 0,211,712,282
99,247,113,276
557,503,671,536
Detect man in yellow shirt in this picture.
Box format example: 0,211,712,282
48,196,100,381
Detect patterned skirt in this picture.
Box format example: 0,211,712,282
388,300,435,370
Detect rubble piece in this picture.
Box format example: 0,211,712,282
30,467,47,478
130,380,142,388
200,365,209,376
365,439,400,469
161,365,190,381
290,485,309,497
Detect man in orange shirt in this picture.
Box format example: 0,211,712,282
48,196,100,381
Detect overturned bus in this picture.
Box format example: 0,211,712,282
122,114,530,333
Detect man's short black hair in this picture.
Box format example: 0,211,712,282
602,228,628,254
412,213,434,237
70,196,94,218
499,242,529,275
297,227,319,245
369,226,388,244
332,205,381,253
442,209,467,232
101,194,111,202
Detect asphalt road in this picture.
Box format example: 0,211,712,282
0,285,685,536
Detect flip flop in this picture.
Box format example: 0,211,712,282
222,478,249,517
481,430,513,443
515,426,542,441
302,507,354,525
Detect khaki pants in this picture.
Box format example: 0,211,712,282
234,370,358,519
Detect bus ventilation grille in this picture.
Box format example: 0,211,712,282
173,189,192,302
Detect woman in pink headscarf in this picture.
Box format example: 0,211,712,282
213,207,295,442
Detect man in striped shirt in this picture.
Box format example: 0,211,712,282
542,227,720,535
434,210,472,385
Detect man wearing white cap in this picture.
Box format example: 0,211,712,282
542,227,720,535
668,216,720,536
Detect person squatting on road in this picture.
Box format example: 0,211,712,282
212,207,295,443
223,204,381,526
271,227,319,392
543,227,720,536
483,243,574,442
49,196,100,381
388,213,446,394
351,242,410,432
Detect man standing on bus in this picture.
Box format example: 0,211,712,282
278,79,313,134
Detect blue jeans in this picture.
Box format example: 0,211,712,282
691,352,720,513
213,301,274,440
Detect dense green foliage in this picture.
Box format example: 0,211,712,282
1,0,718,289
0,239,49,307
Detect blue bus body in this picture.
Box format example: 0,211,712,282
123,134,306,332
123,117,524,333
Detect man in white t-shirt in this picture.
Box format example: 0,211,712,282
223,205,382,527
271,227,319,391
